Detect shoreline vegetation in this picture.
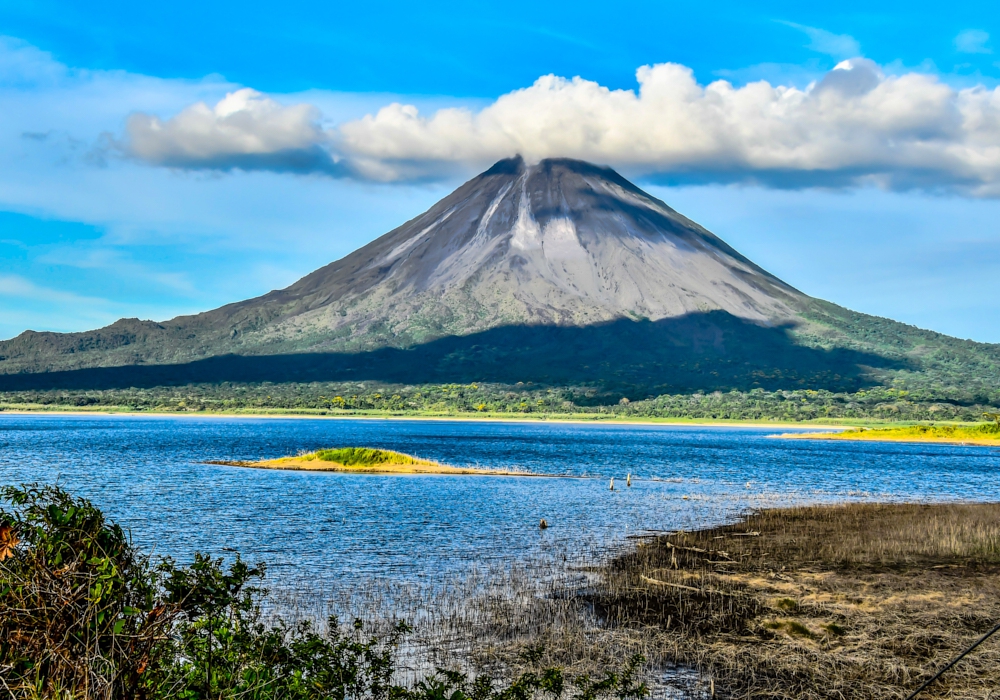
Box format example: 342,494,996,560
209,446,543,476
0,484,644,700
12,402,1000,439
783,420,1000,446
3,484,999,697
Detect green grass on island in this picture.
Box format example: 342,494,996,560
788,418,1000,445
309,447,434,468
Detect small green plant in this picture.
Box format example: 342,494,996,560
763,620,814,638
822,622,846,637
784,621,814,638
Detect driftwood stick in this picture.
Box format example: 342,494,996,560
640,574,747,598
639,575,701,592
662,542,734,560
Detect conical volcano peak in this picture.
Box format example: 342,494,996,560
520,157,672,230
470,155,652,209
463,156,721,251
263,156,804,348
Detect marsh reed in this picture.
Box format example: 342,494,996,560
268,537,717,699
590,503,1000,698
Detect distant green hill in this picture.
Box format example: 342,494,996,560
1,157,997,417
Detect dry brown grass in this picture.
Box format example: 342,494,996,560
594,503,1000,699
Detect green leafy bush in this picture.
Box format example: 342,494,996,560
0,484,168,699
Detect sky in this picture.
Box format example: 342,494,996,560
1,0,1000,341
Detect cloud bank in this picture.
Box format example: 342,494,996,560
122,58,1000,195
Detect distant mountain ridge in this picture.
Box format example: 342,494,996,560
2,156,998,400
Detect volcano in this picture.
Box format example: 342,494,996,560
259,156,804,343
1,156,995,395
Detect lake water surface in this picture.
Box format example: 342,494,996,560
2,414,998,592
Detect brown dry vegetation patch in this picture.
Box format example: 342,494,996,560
592,503,1000,699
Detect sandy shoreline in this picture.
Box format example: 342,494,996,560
0,408,852,431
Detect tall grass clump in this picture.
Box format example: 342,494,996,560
0,484,648,700
312,447,433,467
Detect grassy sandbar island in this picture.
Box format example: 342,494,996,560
209,446,542,476
780,421,1000,446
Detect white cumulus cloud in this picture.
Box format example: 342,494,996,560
126,88,341,173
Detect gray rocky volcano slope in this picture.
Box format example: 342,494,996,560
2,156,997,399
270,156,804,344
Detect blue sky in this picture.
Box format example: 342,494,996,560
1,0,1000,341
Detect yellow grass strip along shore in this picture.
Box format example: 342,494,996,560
0,404,850,430
779,423,1000,447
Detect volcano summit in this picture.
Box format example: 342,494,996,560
1,157,997,397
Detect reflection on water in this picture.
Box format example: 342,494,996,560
1,414,998,593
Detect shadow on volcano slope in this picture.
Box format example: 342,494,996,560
0,312,906,394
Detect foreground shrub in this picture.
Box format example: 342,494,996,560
0,484,169,698
1,485,648,700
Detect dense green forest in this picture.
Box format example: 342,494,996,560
2,379,996,422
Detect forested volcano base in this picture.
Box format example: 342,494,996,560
2,300,999,424
2,381,996,422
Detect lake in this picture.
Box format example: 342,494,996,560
2,414,999,593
